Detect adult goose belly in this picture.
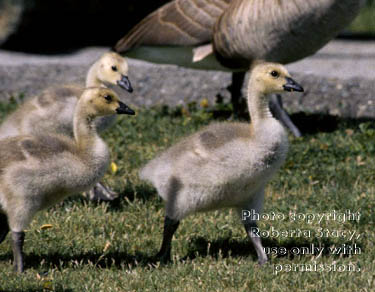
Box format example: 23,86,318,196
213,0,361,67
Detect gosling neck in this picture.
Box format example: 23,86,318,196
247,82,273,127
73,101,100,153
86,61,106,88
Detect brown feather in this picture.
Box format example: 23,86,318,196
115,0,360,71
115,0,231,52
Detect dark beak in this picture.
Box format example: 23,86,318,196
116,101,135,115
283,77,304,92
117,75,133,93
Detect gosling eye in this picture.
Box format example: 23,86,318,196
111,65,118,72
104,95,112,102
270,71,279,78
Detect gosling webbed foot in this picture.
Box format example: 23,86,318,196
154,249,172,264
257,257,268,266
82,182,118,201
11,231,25,273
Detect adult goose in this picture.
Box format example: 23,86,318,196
114,0,361,136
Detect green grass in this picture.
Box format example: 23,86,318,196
0,99,374,291
349,0,375,34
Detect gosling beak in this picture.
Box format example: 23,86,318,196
117,75,133,93
283,77,304,92
116,101,135,115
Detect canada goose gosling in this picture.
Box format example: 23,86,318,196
0,51,133,140
140,62,304,265
86,51,133,92
0,88,135,273
0,52,134,201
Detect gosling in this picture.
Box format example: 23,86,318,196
0,51,133,139
140,63,304,265
0,87,135,273
0,51,133,201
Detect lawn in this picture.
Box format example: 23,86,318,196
0,99,374,291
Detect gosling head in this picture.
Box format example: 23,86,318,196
97,52,133,93
80,87,135,117
250,62,304,95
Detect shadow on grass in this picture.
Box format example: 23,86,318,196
208,100,375,135
182,236,363,262
0,249,160,272
106,183,157,212
289,113,375,135
290,113,339,134
53,183,157,211
0,236,363,272
0,288,73,292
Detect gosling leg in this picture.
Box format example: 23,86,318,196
0,213,9,244
269,94,302,137
228,72,246,118
244,221,268,266
155,216,180,263
240,190,267,265
11,231,25,273
82,182,118,201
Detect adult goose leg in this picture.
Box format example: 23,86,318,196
269,94,302,137
228,72,246,118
